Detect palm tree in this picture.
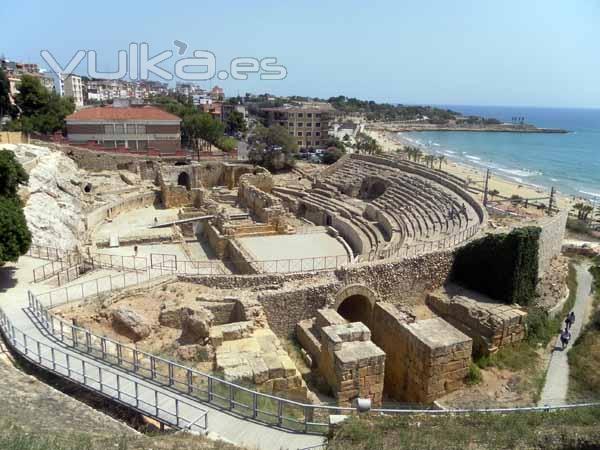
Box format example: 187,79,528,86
437,155,447,170
414,148,423,163
573,203,594,221
425,155,436,168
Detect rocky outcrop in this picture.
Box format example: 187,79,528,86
110,307,151,341
3,143,86,250
179,307,215,344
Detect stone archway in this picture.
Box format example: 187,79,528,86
333,284,378,329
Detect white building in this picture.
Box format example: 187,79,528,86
56,74,84,108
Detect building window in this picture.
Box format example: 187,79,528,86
114,124,125,134
104,124,114,134
306,122,312,127
306,141,312,146
316,113,321,118
306,132,312,137
279,122,285,126
315,122,321,127
316,140,321,145
297,113,303,118
315,131,321,136
136,124,146,134
297,122,303,127
297,140,302,145
307,113,312,118
297,131,303,136
289,131,294,136
288,123,294,127
126,124,136,134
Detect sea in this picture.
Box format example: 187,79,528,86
401,105,600,201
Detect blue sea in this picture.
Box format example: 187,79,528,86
401,105,600,201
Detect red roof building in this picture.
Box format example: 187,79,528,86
66,105,181,153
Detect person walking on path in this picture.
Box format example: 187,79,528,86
568,311,575,329
560,328,571,350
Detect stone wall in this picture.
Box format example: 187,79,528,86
335,251,455,305
51,143,178,173
237,173,286,224
318,318,385,406
84,190,159,234
371,302,472,404
161,184,190,208
427,293,527,356
259,281,340,337
537,209,568,275
179,250,456,337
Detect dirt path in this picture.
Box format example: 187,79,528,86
539,261,593,405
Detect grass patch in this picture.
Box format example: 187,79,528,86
328,406,600,450
0,419,241,450
466,362,482,385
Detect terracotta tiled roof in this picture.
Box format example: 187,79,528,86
66,106,180,121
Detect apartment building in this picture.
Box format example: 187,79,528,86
56,74,84,108
65,103,181,153
262,103,334,148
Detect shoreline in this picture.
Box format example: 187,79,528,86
371,125,568,134
366,129,573,209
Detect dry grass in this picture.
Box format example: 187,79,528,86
328,407,600,450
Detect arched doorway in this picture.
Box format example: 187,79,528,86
177,172,191,191
333,284,378,329
337,295,373,327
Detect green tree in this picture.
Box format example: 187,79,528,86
0,68,12,118
225,110,247,135
322,146,346,165
217,136,238,152
355,132,382,155
9,75,75,134
0,150,31,265
573,202,594,221
0,197,31,265
248,124,298,171
0,150,28,197
437,155,447,170
182,112,224,150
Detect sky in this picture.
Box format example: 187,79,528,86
2,0,600,108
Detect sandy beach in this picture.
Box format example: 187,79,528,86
366,129,571,209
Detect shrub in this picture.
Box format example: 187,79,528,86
452,227,541,304
466,362,482,385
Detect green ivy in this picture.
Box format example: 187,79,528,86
451,226,541,305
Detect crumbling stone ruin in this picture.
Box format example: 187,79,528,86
427,292,527,356
16,140,571,413
297,304,472,406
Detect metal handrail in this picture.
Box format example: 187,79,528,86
25,285,600,436
28,291,353,433
0,308,208,433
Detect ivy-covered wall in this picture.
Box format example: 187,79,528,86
451,227,541,305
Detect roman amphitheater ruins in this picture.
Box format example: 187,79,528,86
0,140,569,447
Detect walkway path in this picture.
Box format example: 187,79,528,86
539,261,593,405
0,257,325,450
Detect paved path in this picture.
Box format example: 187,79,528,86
0,257,325,450
539,261,593,405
